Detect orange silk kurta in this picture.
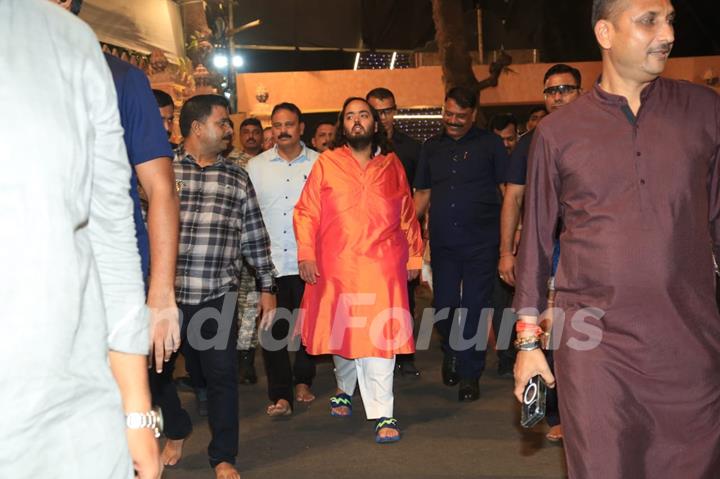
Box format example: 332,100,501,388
293,146,423,358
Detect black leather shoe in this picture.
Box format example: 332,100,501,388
442,353,459,386
397,360,421,377
238,349,257,385
458,378,480,402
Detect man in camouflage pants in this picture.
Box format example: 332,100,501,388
228,117,265,384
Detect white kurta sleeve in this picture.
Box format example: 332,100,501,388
84,38,149,355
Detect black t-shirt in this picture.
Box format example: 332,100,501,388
503,129,534,185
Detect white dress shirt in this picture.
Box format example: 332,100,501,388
247,143,319,276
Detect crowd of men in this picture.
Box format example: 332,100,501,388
5,0,720,478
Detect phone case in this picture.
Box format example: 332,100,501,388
520,374,547,428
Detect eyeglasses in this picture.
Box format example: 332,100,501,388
543,85,579,97
375,106,397,117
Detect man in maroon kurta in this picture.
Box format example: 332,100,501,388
513,0,720,477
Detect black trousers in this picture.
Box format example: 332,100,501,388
545,349,560,427
431,247,497,379
397,277,419,364
261,275,316,407
490,275,517,368
150,293,239,468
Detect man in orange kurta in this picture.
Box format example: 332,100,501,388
294,97,423,442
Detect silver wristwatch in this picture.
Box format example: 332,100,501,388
125,407,163,438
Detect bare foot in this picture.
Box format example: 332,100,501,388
266,399,292,417
295,383,315,403
161,438,184,466
330,389,351,416
546,424,563,442
215,462,241,479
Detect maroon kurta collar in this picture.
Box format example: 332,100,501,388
591,76,661,106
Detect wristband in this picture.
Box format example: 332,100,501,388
515,321,544,337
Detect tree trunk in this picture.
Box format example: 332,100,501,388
180,1,214,67
181,2,210,41
432,0,512,126
431,0,480,96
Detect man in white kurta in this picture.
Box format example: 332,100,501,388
0,1,150,477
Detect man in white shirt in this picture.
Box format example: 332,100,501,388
247,103,318,416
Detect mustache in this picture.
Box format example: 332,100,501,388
222,134,232,141
649,42,673,54
278,133,292,139
445,122,463,128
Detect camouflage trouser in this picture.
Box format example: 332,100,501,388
236,265,259,350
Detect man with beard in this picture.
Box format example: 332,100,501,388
161,94,277,479
367,87,422,377
513,0,720,476
497,63,582,442
247,103,318,415
310,122,335,152
294,97,422,443
414,87,508,401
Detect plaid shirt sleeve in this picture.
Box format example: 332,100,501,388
240,177,277,291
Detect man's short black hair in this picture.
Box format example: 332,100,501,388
591,0,624,29
271,102,303,123
69,0,83,15
528,105,549,116
366,88,396,104
179,94,229,137
445,86,477,110
544,64,582,86
488,113,518,132
314,122,335,134
152,89,174,109
240,117,262,130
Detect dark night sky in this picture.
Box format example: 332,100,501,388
225,0,720,73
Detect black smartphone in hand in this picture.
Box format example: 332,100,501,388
520,374,547,428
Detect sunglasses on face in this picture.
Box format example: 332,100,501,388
375,107,397,117
543,84,579,97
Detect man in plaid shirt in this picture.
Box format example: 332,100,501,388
158,94,277,479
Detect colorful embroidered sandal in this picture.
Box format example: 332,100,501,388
329,393,352,417
375,417,401,444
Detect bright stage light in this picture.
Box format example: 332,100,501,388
213,54,229,69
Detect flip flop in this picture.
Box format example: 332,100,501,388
375,417,401,444
329,393,352,417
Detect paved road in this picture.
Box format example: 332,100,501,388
163,347,566,478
